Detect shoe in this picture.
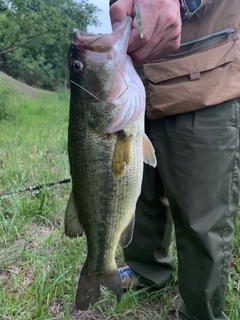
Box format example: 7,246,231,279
118,266,144,289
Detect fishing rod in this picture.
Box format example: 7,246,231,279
0,178,71,198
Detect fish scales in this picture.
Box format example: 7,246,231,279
69,117,143,269
65,16,157,310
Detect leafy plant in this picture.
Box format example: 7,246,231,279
0,0,99,90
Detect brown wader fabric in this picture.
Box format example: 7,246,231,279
124,98,240,320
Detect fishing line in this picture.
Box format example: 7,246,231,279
0,178,71,198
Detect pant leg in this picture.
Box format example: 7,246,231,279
150,98,240,320
123,121,175,287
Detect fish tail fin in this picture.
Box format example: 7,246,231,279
75,264,122,310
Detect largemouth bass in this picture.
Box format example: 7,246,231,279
65,16,156,311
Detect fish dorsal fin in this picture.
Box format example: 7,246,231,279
119,215,135,248
65,192,84,238
112,130,133,177
143,133,157,167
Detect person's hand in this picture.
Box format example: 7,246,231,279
110,0,182,64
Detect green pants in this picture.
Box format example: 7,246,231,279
124,98,240,320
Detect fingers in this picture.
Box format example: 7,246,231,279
127,3,157,53
129,7,182,63
109,0,182,64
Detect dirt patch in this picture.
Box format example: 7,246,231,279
69,305,107,320
49,285,182,320
12,222,53,253
49,300,107,320
0,223,53,287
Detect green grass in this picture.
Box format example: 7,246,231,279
0,76,239,320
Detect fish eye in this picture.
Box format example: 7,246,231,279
73,60,84,73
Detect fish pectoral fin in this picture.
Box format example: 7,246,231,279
119,215,135,248
112,130,133,177
64,192,84,238
143,133,157,167
76,263,122,310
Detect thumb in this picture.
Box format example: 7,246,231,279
110,0,133,30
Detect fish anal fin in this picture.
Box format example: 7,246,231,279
112,130,132,177
143,133,157,167
65,192,84,238
75,263,122,310
120,215,135,248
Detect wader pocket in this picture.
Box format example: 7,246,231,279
143,39,240,119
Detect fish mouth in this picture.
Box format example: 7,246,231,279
72,16,132,56
70,17,133,102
